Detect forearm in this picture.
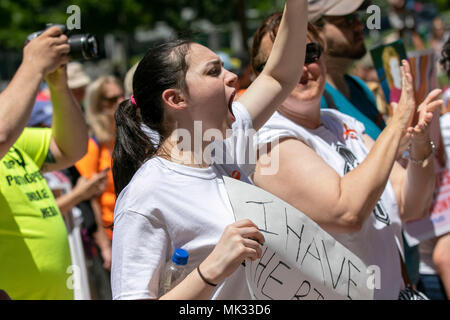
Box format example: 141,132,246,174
400,140,435,221
55,190,84,217
49,83,88,162
263,0,308,86
255,125,403,234
0,63,44,157
241,0,308,129
337,124,404,228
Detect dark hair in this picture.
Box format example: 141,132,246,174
250,12,324,77
112,40,192,195
442,35,450,79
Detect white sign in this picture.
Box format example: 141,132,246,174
223,177,374,300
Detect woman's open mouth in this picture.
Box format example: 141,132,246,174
228,90,236,121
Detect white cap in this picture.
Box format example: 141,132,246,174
308,0,366,23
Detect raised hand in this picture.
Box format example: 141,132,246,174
406,88,443,143
45,64,69,90
23,26,70,77
392,60,416,132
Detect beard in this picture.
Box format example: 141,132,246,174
327,39,367,60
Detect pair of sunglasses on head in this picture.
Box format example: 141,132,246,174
256,42,323,74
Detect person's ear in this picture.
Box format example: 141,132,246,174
162,88,187,110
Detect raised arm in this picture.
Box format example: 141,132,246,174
238,0,308,131
0,26,69,159
40,65,89,172
254,60,427,233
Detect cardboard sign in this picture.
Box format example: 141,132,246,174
223,176,374,300
408,49,438,106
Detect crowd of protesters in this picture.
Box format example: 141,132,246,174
1,0,450,300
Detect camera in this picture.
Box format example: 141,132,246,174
25,24,99,61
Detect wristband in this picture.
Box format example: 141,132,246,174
408,141,435,166
197,265,217,287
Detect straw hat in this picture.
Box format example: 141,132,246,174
67,62,91,89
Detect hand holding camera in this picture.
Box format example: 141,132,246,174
22,26,70,78
24,24,99,80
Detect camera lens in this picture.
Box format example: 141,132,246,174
68,34,99,60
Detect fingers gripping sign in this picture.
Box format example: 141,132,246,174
199,219,265,286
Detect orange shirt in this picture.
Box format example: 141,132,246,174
75,138,115,240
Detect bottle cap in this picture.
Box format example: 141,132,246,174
172,248,189,265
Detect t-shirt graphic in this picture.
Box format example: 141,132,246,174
336,143,390,225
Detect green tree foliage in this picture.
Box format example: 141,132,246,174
1,0,447,50
0,0,285,50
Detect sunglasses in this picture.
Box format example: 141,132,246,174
256,42,323,74
305,43,323,64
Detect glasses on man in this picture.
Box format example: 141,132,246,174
325,12,365,28
256,42,323,74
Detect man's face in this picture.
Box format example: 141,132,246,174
322,13,367,60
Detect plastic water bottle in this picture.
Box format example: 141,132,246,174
159,248,189,296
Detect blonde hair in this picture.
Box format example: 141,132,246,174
85,75,124,144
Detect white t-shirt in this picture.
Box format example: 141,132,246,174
111,102,256,300
256,109,405,300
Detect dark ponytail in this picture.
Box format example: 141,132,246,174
112,40,192,195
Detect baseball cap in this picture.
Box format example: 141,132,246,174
67,62,91,89
308,0,366,23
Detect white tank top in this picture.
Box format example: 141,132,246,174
257,109,405,299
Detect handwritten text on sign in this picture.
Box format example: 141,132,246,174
223,177,373,300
